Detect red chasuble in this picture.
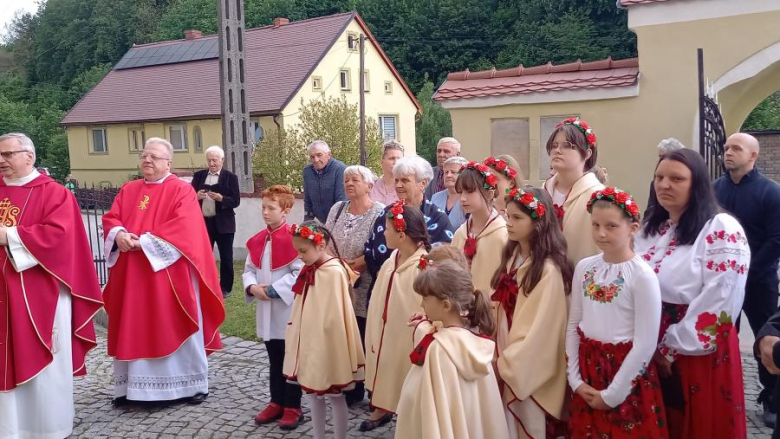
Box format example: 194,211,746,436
102,176,225,361
0,174,103,391
246,223,298,270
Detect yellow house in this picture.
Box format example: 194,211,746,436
61,12,421,186
434,0,780,206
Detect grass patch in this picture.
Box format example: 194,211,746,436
218,261,261,342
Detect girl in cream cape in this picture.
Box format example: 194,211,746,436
283,221,364,439
396,261,509,439
362,201,431,431
491,187,573,439
451,160,508,301
542,117,604,265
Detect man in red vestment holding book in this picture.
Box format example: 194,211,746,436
102,137,225,405
0,132,104,438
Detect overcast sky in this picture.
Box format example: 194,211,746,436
1,0,40,42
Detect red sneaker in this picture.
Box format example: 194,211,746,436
254,403,283,425
278,407,303,430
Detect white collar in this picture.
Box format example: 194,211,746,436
3,169,40,187
144,173,173,185
209,169,222,176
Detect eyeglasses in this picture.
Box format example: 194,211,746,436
138,153,170,161
0,150,30,159
549,141,577,151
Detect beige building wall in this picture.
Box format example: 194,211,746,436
280,19,418,154
447,6,780,208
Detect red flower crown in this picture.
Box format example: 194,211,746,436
506,188,546,219
387,200,407,233
587,186,640,219
556,117,597,150
459,161,498,191
484,156,518,181
289,223,324,245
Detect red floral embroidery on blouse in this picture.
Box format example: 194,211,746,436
582,267,625,304
641,239,678,274
705,259,747,275
705,229,747,246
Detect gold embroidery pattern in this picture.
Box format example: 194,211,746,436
0,198,21,226
139,195,150,210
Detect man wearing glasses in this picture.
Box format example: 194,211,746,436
101,138,226,406
0,132,103,439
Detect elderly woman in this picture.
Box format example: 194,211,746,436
430,156,468,229
364,156,455,288
325,165,385,407
370,140,404,205
635,148,749,439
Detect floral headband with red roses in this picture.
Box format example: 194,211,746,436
587,187,640,220
417,256,432,270
387,200,407,233
289,223,325,245
506,188,546,219
459,161,498,191
556,117,597,150
484,156,518,181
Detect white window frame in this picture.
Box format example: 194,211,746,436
340,69,351,91
384,81,393,95
128,126,145,152
347,32,359,52
167,124,187,152
363,70,370,92
193,125,203,152
312,76,323,91
90,127,108,154
378,115,397,141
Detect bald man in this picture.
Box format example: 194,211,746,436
714,132,780,428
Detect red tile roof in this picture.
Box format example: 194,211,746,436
619,0,675,6
433,57,639,102
62,12,420,125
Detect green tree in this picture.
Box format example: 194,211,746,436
253,127,307,191
415,79,452,164
742,91,780,131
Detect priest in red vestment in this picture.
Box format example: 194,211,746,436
102,137,225,405
0,132,104,439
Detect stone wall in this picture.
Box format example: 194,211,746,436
751,130,780,182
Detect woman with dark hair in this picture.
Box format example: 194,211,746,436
491,186,573,438
542,118,604,265
636,148,749,439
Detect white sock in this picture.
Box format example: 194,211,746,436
329,394,349,439
307,394,327,439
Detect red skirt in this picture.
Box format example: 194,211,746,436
659,302,747,439
569,328,669,439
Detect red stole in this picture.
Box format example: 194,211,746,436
102,176,225,360
0,174,103,391
246,223,297,270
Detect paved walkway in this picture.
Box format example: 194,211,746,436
72,327,772,438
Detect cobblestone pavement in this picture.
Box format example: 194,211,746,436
72,328,772,438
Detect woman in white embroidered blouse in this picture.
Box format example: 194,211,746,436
635,149,749,439
566,187,667,438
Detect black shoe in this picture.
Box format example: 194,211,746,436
188,393,208,405
763,401,777,429
359,412,392,432
345,385,365,407
222,291,232,299
111,396,129,407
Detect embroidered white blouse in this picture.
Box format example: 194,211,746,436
566,254,662,408
634,213,750,362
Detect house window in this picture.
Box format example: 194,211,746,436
168,124,187,151
378,115,397,140
384,81,393,94
193,126,203,152
254,124,265,143
91,127,108,153
312,76,323,91
340,69,351,91
347,32,358,51
363,70,370,92
128,126,145,152
491,118,530,180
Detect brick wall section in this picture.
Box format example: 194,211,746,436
749,130,780,183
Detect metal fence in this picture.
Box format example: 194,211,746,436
74,183,119,286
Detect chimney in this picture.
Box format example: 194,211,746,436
184,30,202,40
273,17,290,28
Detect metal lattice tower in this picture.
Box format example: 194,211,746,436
217,0,253,192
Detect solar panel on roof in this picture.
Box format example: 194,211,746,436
114,38,219,70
